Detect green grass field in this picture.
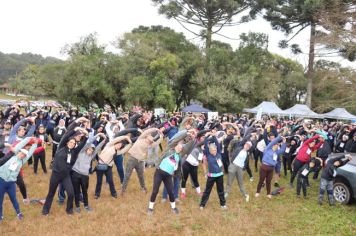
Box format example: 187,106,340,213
0,148,355,236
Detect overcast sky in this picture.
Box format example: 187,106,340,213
0,0,354,68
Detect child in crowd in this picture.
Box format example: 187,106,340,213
318,154,352,206
296,157,322,198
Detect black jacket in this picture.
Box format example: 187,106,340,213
317,141,332,160
52,146,74,177
321,155,350,181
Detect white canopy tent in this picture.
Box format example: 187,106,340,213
283,104,322,119
322,108,356,121
243,101,286,116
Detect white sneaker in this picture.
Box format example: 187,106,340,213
250,177,254,182
245,195,250,202
221,205,227,210
255,193,260,198
224,192,228,199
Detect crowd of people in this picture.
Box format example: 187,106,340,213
0,103,355,221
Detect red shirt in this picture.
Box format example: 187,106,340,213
296,135,324,163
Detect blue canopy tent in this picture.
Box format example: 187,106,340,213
181,104,211,113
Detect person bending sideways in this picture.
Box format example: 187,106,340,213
0,137,37,222
318,154,352,206
199,132,227,210
255,135,286,199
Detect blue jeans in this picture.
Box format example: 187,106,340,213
162,175,180,200
95,166,117,197
0,178,20,218
114,154,125,184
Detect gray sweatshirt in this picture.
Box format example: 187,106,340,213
72,135,106,176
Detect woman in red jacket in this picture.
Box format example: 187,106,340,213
290,134,324,187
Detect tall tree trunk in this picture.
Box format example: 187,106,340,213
205,0,213,63
306,23,316,107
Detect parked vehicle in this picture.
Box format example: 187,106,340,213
333,153,356,204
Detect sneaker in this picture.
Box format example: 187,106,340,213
23,198,30,205
274,183,280,188
172,208,179,214
180,193,186,199
75,207,81,213
250,177,254,182
84,206,93,212
318,198,323,205
267,194,272,199
112,194,118,199
94,195,99,200
147,208,154,215
17,213,24,220
199,206,204,210
245,195,250,202
221,205,227,210
161,198,167,203
224,192,229,199
0,216,3,222
42,211,49,216
255,193,260,198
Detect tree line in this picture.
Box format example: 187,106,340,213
6,25,356,113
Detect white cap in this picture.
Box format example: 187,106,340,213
19,149,29,155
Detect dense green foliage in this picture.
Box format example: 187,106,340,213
0,52,62,82
1,23,355,113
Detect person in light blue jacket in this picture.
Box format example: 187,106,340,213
0,137,37,221
255,135,286,199
147,129,195,215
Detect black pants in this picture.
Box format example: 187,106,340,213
290,159,304,184
283,154,292,177
34,151,47,174
150,169,174,203
245,155,253,178
181,161,199,188
222,152,230,174
200,175,225,207
16,174,27,199
71,171,89,207
42,173,74,214
52,143,58,160
313,158,326,180
95,167,116,197
296,176,307,197
253,149,263,171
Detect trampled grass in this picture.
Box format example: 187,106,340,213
0,148,355,236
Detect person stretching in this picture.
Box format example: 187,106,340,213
0,137,37,221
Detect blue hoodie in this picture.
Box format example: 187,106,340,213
262,136,286,167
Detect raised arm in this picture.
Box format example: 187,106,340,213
13,137,33,153
92,138,107,158
9,118,28,137
266,135,282,150
23,143,38,163
304,135,320,146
